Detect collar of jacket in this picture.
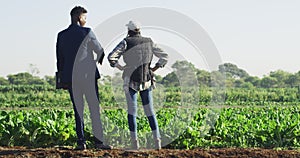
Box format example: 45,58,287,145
68,24,81,28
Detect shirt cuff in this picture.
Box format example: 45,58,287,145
156,62,165,68
110,61,118,67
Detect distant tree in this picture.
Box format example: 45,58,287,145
210,71,225,87
240,82,254,89
196,70,211,87
225,78,234,87
260,76,278,88
218,63,249,79
234,79,244,88
171,60,197,71
44,75,55,86
7,72,33,85
232,79,254,88
151,61,300,89
285,72,300,87
162,61,197,87
154,74,163,83
172,60,198,87
162,72,179,86
7,72,46,85
244,76,261,87
269,70,291,88
0,77,9,85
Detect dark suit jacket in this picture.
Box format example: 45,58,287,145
56,24,104,84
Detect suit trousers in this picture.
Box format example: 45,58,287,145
68,78,103,145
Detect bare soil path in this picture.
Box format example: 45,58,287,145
1,147,300,158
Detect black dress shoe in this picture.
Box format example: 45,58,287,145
95,143,113,150
75,144,87,150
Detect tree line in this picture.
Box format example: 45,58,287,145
1,61,300,89
159,61,300,88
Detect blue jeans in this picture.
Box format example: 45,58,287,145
125,87,160,140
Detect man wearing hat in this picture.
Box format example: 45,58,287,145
108,20,168,150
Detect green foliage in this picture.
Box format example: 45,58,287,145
171,60,196,71
0,85,71,107
1,84,300,108
154,74,163,83
261,76,278,88
0,77,9,85
162,72,179,86
269,70,291,88
0,109,76,147
2,61,300,149
3,62,300,88
7,72,47,85
1,107,299,149
44,76,56,86
219,63,249,79
0,84,300,149
208,106,300,148
196,70,211,87
209,71,225,87
160,62,300,88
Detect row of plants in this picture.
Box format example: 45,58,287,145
1,106,299,149
1,85,300,108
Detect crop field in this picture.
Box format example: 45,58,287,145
0,85,300,157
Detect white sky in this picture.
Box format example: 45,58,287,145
1,0,300,78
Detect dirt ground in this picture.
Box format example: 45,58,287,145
0,146,300,158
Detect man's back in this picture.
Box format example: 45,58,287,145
56,24,94,83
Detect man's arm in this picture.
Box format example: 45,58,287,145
152,42,168,72
88,30,105,65
56,33,64,72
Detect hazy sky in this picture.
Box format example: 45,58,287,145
1,0,300,78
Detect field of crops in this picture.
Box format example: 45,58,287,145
0,84,300,152
1,84,300,107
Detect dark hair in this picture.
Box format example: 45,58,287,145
127,30,140,37
70,6,87,18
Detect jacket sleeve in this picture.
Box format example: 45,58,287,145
88,30,105,65
107,39,127,67
152,42,168,67
56,33,64,72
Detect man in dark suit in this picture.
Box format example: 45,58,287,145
56,6,112,150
